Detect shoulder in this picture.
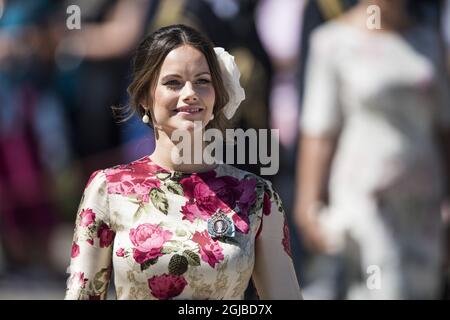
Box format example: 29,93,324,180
78,169,110,221
83,156,154,191
84,169,107,192
103,155,156,174
83,161,131,192
311,19,343,39
99,156,168,184
309,19,353,52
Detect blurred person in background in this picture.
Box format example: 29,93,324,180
294,0,450,299
56,0,151,182
444,0,450,70
254,0,308,294
441,0,450,299
0,0,154,296
51,2,152,275
258,0,361,298
0,0,67,280
294,0,358,299
297,0,358,104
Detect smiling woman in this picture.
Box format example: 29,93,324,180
64,24,302,300
152,45,216,132
127,25,229,134
123,25,232,173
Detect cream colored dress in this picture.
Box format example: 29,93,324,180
64,156,302,300
301,21,450,299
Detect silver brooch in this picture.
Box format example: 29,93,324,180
207,210,235,239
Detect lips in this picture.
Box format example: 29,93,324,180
174,106,204,114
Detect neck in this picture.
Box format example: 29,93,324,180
150,128,217,173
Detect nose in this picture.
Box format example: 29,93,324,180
180,81,198,102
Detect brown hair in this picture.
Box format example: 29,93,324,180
115,24,230,132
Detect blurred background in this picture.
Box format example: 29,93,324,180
0,0,449,299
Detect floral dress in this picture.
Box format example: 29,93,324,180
65,156,302,300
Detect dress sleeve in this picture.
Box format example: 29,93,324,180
65,170,115,300
252,180,303,300
300,27,343,136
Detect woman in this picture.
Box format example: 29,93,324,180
295,0,450,299
65,24,302,300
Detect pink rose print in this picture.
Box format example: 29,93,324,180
181,174,257,234
232,213,250,234
148,274,187,300
236,178,257,216
180,171,216,199
97,223,115,248
181,201,211,222
282,216,292,258
129,223,172,264
79,208,96,227
87,239,94,246
180,175,229,221
193,182,228,213
105,158,162,202
228,178,257,234
116,248,125,257
71,242,80,258
206,175,240,209
192,230,224,268
263,192,271,216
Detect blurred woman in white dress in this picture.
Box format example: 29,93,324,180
295,0,450,299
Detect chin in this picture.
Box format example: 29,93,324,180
174,119,207,132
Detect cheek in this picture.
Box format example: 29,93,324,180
153,87,177,114
200,87,216,108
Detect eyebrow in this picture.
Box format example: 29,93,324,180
161,72,211,80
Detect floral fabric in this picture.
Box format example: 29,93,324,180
65,156,301,300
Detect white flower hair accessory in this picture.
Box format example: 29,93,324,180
214,47,246,119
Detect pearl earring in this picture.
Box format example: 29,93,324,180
142,111,150,124
210,114,214,120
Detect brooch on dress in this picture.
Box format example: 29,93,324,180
207,210,235,239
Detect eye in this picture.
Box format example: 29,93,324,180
196,78,211,85
163,80,181,87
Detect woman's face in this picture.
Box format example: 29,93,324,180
151,45,216,133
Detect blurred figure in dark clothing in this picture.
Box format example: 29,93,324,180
0,0,65,277
56,0,150,180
